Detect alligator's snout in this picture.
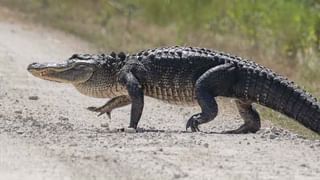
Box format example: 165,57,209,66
27,60,94,84
27,62,53,78
27,61,72,72
27,62,41,71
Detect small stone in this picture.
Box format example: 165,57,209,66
159,148,163,152
31,121,41,127
203,143,209,148
124,128,136,133
59,116,69,121
269,134,277,139
300,164,308,168
14,110,22,114
108,128,118,133
83,156,91,160
29,96,39,100
100,123,109,128
16,130,24,134
69,143,78,147
87,135,95,138
173,174,181,179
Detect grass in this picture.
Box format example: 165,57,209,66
0,0,319,139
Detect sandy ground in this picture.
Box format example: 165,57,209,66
0,7,319,180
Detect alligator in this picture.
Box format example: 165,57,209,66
27,46,320,134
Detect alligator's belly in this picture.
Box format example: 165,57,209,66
75,83,127,98
143,84,197,106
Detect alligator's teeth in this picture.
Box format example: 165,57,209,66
40,71,47,76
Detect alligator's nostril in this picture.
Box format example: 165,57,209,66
27,62,38,71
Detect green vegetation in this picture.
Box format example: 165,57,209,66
1,0,319,138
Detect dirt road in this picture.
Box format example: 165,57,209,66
0,7,319,180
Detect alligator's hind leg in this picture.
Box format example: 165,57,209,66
223,99,261,134
186,64,236,132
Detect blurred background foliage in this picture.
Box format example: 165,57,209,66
1,0,319,57
0,0,319,137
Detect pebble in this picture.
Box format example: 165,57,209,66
203,143,209,148
124,128,136,133
100,123,109,128
16,129,24,134
69,143,78,147
59,116,69,121
29,96,39,100
14,110,22,114
173,174,181,179
300,164,308,168
269,134,277,139
108,128,119,133
31,121,41,127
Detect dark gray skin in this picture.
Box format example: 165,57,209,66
27,46,320,134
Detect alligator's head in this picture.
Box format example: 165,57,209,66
27,53,127,85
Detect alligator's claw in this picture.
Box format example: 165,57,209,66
87,106,97,112
186,115,200,132
87,106,111,119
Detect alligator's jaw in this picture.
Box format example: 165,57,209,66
27,61,94,84
27,62,73,83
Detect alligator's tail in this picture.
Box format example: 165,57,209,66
244,68,320,133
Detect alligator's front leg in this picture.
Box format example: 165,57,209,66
87,95,131,118
119,71,144,129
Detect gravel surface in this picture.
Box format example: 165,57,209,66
0,7,319,180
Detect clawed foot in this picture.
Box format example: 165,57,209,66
87,106,111,119
186,114,201,132
221,124,259,134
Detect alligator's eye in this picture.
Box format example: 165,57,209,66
70,54,78,59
